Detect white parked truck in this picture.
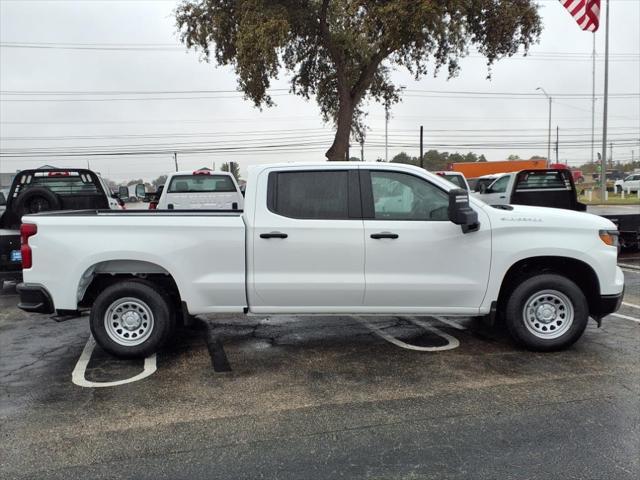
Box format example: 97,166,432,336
155,169,243,210
17,162,623,357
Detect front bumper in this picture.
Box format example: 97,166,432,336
591,288,624,320
17,283,54,314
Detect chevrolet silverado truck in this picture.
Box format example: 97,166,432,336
17,163,624,357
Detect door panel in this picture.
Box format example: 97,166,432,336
250,168,365,309
362,169,491,312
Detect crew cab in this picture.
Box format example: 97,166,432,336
155,169,243,210
0,168,122,284
17,163,623,357
473,169,586,211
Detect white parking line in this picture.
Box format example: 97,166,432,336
430,316,467,331
611,313,640,324
622,302,640,310
71,336,157,388
354,317,460,352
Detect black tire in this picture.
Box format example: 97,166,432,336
504,274,589,351
90,280,174,358
13,187,61,216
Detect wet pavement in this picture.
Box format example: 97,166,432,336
1,261,639,479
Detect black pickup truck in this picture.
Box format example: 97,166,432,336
0,168,122,284
475,169,639,250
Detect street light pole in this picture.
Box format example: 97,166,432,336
537,87,552,164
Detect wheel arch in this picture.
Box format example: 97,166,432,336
497,256,601,316
77,259,182,310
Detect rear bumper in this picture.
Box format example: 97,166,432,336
0,269,22,284
17,283,54,314
591,289,624,320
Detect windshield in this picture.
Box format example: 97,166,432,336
168,175,237,193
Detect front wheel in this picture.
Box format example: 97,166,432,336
504,274,589,351
90,280,173,358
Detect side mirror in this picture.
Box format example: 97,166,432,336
118,186,129,198
479,183,488,194
135,184,146,198
448,188,479,233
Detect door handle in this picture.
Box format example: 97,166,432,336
499,196,506,199
370,232,399,239
260,232,288,239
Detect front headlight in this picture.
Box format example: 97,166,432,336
599,229,619,248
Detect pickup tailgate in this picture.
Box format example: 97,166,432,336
22,211,247,313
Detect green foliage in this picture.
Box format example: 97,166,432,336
221,161,242,181
391,149,485,171
151,175,168,188
507,154,521,160
177,1,542,160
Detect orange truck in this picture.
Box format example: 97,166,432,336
448,159,549,178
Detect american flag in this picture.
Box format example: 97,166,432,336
559,0,601,32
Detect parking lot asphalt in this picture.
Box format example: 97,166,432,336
1,259,639,479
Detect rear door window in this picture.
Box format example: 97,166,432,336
168,175,237,193
515,171,571,191
488,175,510,193
268,171,350,219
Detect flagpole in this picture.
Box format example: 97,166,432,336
600,0,609,202
591,32,596,164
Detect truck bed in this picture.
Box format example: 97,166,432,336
21,209,247,313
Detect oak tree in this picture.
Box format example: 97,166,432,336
176,1,542,161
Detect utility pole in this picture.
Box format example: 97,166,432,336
609,142,613,168
346,143,350,161
600,0,610,202
591,33,596,164
384,102,389,162
555,126,559,164
419,125,424,169
360,140,364,161
536,87,552,164
174,152,178,172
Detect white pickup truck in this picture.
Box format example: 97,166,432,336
17,162,623,358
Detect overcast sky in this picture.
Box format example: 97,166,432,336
1,0,639,182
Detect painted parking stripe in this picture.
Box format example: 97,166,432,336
611,313,640,324
430,316,467,331
71,336,157,388
622,302,640,310
354,317,459,352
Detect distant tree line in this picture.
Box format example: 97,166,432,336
390,150,487,171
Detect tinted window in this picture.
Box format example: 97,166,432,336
515,171,570,191
271,171,349,219
30,175,99,194
441,174,467,190
371,171,448,221
488,175,510,193
168,175,236,193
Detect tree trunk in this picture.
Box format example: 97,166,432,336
325,97,354,161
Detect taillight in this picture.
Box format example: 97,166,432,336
149,202,158,210
20,223,37,269
48,171,70,177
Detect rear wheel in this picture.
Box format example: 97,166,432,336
504,274,589,351
90,280,173,358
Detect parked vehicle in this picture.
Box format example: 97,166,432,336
0,190,7,215
468,173,501,193
434,171,470,191
449,159,548,178
614,174,640,193
0,168,123,284
154,170,243,210
18,162,623,357
148,185,164,210
473,169,586,211
548,163,584,184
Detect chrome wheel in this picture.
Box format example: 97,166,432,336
523,289,574,339
104,297,154,346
